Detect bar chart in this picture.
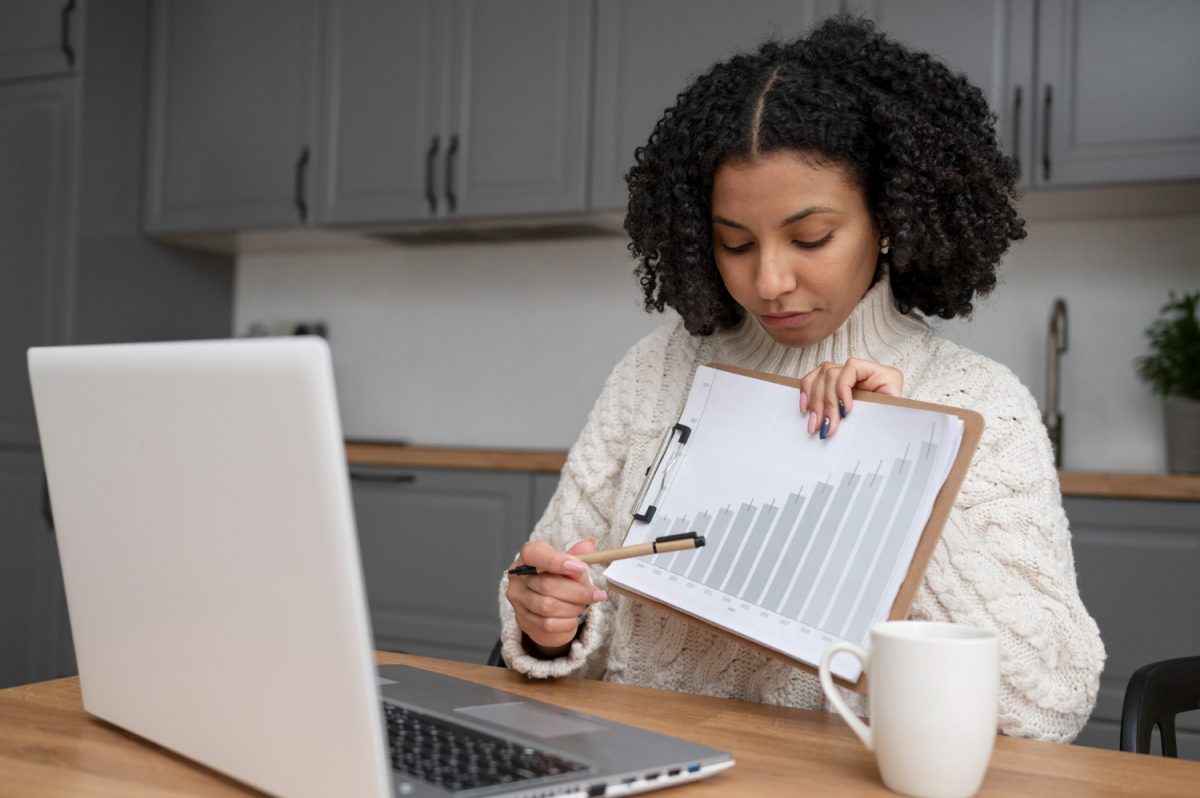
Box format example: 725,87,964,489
605,366,964,681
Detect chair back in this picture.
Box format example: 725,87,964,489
1120,656,1200,756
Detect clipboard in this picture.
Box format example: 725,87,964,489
604,363,984,693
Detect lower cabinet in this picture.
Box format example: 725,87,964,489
0,450,75,689
1067,496,1200,759
349,466,559,664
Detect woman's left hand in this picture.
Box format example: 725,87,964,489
798,358,904,439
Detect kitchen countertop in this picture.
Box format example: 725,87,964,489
345,443,1200,501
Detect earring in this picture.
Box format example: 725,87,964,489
879,236,890,255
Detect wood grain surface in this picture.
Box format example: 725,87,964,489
2,652,1198,797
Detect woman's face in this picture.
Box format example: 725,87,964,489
711,150,880,347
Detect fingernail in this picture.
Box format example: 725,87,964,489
838,399,847,419
592,589,608,603
577,613,587,625
819,417,830,440
563,560,587,574
799,391,808,413
808,410,817,433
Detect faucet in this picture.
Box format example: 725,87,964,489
1044,298,1068,469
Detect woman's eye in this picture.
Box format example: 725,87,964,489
720,242,753,253
793,232,834,249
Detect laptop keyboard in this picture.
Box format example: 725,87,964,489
384,703,588,793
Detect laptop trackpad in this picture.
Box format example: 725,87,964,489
454,702,605,739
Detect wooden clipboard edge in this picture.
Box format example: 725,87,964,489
606,362,984,694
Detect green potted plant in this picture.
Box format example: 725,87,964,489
1136,291,1200,473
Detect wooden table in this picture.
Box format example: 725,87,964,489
2,652,1198,797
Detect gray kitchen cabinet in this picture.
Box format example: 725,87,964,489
531,473,561,524
591,0,839,212
1068,496,1200,759
859,0,1200,188
0,0,79,83
319,0,442,224
445,0,590,218
0,0,232,690
144,0,323,233
846,1,1035,186
350,467,534,663
1037,0,1200,186
0,452,74,690
322,0,590,224
0,78,75,447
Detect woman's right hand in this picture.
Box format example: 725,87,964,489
506,537,607,657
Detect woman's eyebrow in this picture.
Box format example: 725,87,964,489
712,206,837,230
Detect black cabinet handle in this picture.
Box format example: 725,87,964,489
1042,85,1052,182
1011,86,1022,179
42,471,55,532
349,469,417,485
425,136,440,215
60,0,76,68
294,146,310,222
445,134,459,213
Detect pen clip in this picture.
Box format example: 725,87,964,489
630,423,692,524
654,531,699,544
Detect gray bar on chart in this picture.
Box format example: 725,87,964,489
803,472,883,630
650,515,691,568
663,511,712,574
825,457,912,637
844,442,938,643
762,482,833,612
686,506,733,581
781,472,861,619
704,502,757,592
745,492,806,605
724,501,778,597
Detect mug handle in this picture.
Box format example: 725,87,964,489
818,642,873,751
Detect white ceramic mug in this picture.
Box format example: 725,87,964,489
818,621,1000,798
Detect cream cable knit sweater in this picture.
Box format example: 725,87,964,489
498,277,1105,742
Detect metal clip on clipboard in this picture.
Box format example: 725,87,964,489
630,422,691,524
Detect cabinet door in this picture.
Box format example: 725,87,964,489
591,0,838,212
1067,497,1200,759
445,0,590,218
1037,0,1200,186
144,0,322,233
0,0,79,83
847,1,1035,187
320,0,444,224
350,467,532,663
0,451,75,689
0,79,75,447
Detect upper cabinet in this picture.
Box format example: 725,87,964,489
0,1,80,83
144,0,323,234
145,0,1200,240
322,0,590,225
591,0,839,212
854,0,1200,188
1037,0,1200,186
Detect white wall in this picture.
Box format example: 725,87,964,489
234,196,1200,472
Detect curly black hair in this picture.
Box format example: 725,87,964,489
625,15,1026,335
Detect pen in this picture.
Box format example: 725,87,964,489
507,532,706,576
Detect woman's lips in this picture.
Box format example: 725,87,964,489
758,310,816,329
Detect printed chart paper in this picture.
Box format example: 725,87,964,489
605,366,964,681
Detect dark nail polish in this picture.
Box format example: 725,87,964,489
577,613,587,625
838,399,846,419
819,417,830,440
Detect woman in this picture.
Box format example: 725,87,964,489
498,16,1104,742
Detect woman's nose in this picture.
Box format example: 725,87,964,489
754,244,797,299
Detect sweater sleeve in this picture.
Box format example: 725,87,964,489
910,362,1105,742
496,326,672,680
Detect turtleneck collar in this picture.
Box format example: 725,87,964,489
713,276,930,378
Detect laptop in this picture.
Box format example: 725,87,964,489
27,337,733,798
